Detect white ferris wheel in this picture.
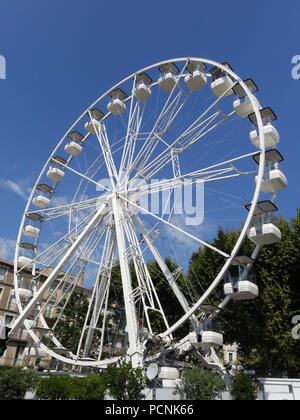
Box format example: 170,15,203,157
9,58,287,376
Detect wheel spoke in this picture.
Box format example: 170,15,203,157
118,193,230,259
12,58,267,368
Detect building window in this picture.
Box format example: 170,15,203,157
44,305,52,318
0,266,7,281
0,287,3,300
15,345,24,360
8,295,17,311
228,352,234,363
4,315,13,326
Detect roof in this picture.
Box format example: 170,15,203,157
0,257,92,293
0,258,15,269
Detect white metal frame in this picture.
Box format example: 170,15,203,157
10,57,270,370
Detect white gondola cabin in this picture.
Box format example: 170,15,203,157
158,366,180,387
133,73,152,102
85,108,105,134
11,286,32,301
248,222,281,245
158,366,180,380
201,327,223,348
249,107,279,149
233,79,261,118
184,61,207,91
32,184,52,209
47,156,66,182
22,212,43,238
211,62,234,98
246,201,281,245
158,62,179,92
199,305,223,348
17,242,35,270
224,258,258,300
253,149,287,193
107,88,127,115
64,131,84,156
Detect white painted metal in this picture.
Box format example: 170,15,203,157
17,256,33,269
22,225,40,238
32,195,50,209
64,141,82,156
201,331,223,347
24,346,48,357
47,167,65,181
255,169,287,193
184,69,207,91
224,280,258,300
211,76,234,97
133,83,151,102
11,57,275,375
158,367,180,380
11,287,32,300
11,200,109,333
248,223,281,245
107,98,126,115
250,124,280,149
234,96,261,118
85,119,99,134
158,72,177,92
111,195,143,368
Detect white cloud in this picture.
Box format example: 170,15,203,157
51,195,70,208
0,178,29,200
0,237,16,262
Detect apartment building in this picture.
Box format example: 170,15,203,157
0,257,238,370
0,257,92,369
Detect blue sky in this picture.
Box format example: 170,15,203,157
0,0,299,266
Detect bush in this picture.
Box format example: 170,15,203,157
0,367,40,400
70,374,106,400
174,366,226,400
230,372,258,400
35,373,106,400
103,360,147,400
36,374,72,400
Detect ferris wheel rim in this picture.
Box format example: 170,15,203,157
12,57,268,367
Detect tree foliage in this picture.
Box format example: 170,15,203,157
186,209,300,377
36,374,72,400
230,372,258,400
103,360,147,400
174,366,225,400
0,367,40,400
35,373,106,400
70,373,106,400
110,258,188,338
45,292,94,355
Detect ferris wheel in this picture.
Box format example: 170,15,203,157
9,57,287,372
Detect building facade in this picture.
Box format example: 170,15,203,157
1,257,238,370
0,257,92,369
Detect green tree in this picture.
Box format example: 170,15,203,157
35,374,72,400
70,374,106,400
174,366,226,400
146,258,188,337
46,292,95,355
186,210,300,377
109,258,188,338
230,371,258,400
103,360,147,400
0,367,40,400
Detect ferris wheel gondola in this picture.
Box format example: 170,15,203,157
9,57,286,371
